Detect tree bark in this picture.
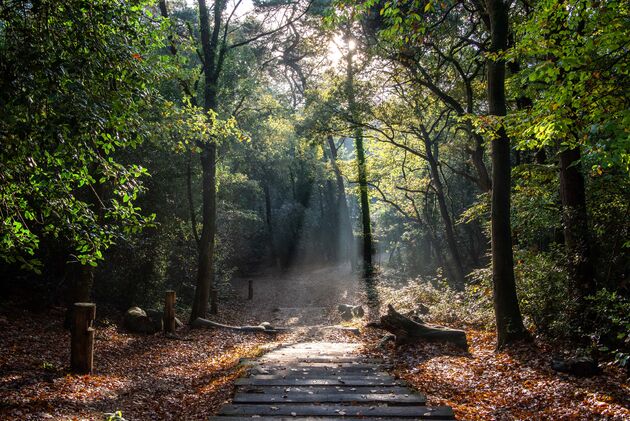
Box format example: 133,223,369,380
190,0,225,321
327,135,355,268
323,177,339,261
345,36,373,276
422,131,466,289
164,290,176,334
191,143,218,320
263,183,279,267
471,133,493,192
370,305,468,349
559,146,596,297
485,0,529,347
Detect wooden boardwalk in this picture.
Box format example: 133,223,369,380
210,342,455,420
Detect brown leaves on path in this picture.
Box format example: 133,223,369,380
363,328,630,420
0,304,269,420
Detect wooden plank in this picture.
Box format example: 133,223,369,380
266,348,359,354
265,354,361,359
265,347,360,352
249,373,396,384
233,392,426,405
235,378,401,386
210,417,457,421
236,385,413,395
221,342,455,420
218,404,455,419
268,346,359,352
242,357,379,365
263,353,364,358
251,367,385,376
259,357,383,363
252,362,387,369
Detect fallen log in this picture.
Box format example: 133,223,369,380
370,305,468,350
191,317,289,333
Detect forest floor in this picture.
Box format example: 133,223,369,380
1,266,629,420
362,329,630,420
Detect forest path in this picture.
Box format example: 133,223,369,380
228,265,366,330
210,341,455,420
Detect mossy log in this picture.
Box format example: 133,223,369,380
371,305,468,350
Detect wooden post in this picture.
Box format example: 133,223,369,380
71,302,95,374
164,290,176,334
248,280,253,300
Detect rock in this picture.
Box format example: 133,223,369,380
551,357,601,377
338,304,364,320
338,304,354,321
124,307,160,334
145,309,164,332
352,305,365,318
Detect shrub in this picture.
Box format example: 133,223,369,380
376,275,494,328
513,247,575,336
587,289,630,370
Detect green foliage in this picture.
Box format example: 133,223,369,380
588,289,630,369
511,165,561,247
513,248,574,335
0,0,170,269
378,275,495,328
507,0,630,172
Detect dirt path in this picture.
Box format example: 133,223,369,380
225,265,367,329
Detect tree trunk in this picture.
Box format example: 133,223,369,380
191,145,218,320
345,37,373,275
190,0,226,321
559,146,596,297
327,135,356,268
471,132,493,192
164,290,176,334
263,183,279,267
423,133,466,289
324,177,339,261
486,0,529,347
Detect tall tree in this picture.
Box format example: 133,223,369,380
418,119,467,289
508,0,630,303
160,0,310,320
344,33,374,276
559,147,596,297
190,0,225,320
326,135,356,267
484,0,529,346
